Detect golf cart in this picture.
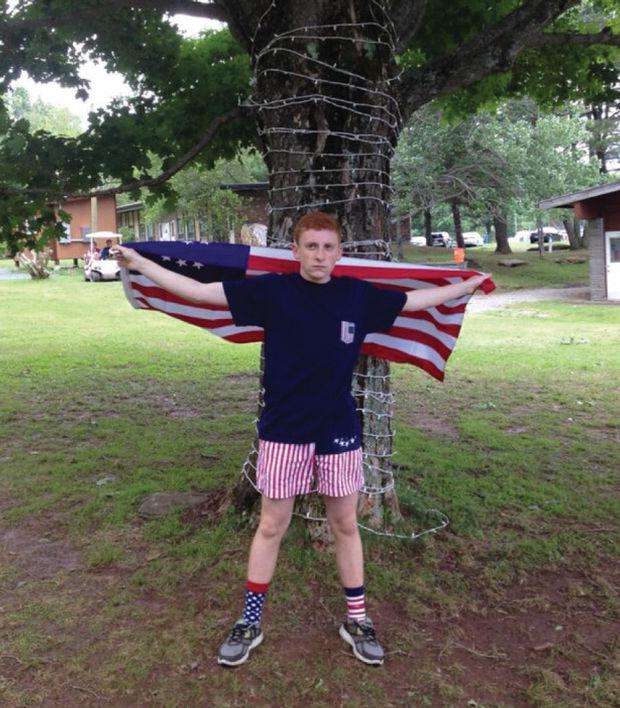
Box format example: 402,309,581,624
83,232,122,282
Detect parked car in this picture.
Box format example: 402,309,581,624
430,231,454,247
529,228,565,244
462,231,484,247
410,235,427,246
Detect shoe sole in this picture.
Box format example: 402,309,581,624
217,632,264,667
339,625,384,666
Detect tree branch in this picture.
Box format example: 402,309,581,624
0,105,246,200
529,28,620,47
397,0,586,121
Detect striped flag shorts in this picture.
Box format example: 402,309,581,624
256,440,364,499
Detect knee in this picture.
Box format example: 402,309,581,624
257,513,291,541
328,512,359,539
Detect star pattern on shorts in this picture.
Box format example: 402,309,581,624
333,436,357,449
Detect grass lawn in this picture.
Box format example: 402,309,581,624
399,243,590,290
0,264,618,707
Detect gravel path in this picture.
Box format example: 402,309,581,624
468,285,590,312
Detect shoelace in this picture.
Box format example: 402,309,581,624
229,624,251,642
355,622,378,642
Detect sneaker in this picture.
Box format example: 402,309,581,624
339,617,385,665
217,620,264,667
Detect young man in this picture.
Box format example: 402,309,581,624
113,212,489,667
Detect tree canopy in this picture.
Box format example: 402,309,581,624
392,99,606,249
1,0,619,250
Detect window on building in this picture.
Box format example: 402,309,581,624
610,236,620,263
59,222,72,243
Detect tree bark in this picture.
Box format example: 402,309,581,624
424,208,432,246
536,214,544,258
17,249,52,278
227,0,403,529
451,198,464,248
563,216,581,250
575,217,585,248
589,103,609,174
493,214,511,254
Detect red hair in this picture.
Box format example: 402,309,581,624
293,211,342,244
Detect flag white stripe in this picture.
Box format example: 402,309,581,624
404,308,465,326
363,333,448,370
129,290,233,321
388,317,458,349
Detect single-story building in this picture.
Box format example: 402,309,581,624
51,194,118,263
117,201,206,242
539,181,620,301
116,183,270,244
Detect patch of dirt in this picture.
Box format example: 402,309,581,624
399,411,460,439
180,487,229,527
401,563,619,706
224,371,260,382
0,522,82,582
2,504,618,707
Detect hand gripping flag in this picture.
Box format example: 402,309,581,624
121,241,495,381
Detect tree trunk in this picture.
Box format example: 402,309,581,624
484,218,492,245
563,217,581,250
228,0,403,529
575,217,586,248
395,215,403,260
589,103,609,174
424,208,432,246
493,214,511,254
536,214,544,258
451,198,464,248
17,249,52,278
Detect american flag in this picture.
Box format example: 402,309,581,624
120,240,495,381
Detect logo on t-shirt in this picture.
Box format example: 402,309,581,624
340,320,355,344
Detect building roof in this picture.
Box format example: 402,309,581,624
538,180,620,209
116,201,144,213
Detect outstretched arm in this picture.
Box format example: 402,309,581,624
403,273,490,312
112,245,228,306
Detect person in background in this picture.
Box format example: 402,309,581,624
100,239,113,260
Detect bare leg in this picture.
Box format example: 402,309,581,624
324,492,363,587
246,496,296,583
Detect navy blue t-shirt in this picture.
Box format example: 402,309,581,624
223,273,406,454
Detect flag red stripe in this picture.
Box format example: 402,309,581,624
333,263,485,281
247,254,299,273
386,327,453,360
400,310,462,337
361,342,446,381
131,280,231,310
137,302,264,343
225,331,264,343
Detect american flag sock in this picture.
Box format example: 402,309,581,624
243,580,269,626
344,585,366,623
